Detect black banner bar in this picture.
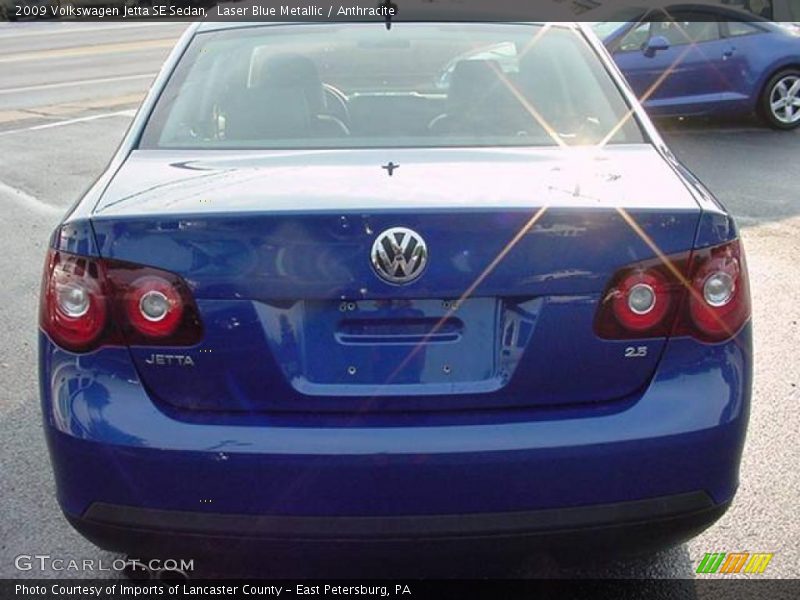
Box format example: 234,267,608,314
0,0,783,23
3,579,800,600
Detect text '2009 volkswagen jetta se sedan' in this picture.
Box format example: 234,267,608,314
39,22,751,565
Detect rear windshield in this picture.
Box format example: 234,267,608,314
140,23,645,150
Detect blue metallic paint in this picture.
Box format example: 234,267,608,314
84,206,701,412
123,294,666,412
90,209,701,300
41,323,750,518
77,145,721,413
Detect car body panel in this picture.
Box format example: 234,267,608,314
93,146,700,218
41,323,750,519
86,144,705,411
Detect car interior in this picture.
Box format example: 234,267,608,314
221,53,559,142
146,27,642,148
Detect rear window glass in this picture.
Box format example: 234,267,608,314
140,23,644,150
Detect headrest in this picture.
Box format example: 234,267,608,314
228,88,312,140
255,53,326,113
448,59,504,109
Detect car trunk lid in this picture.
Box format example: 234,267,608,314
91,145,701,412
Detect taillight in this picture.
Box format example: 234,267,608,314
595,239,750,343
41,251,112,351
125,277,185,338
678,239,751,343
611,270,672,333
40,249,202,352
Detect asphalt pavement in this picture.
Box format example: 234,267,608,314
0,20,798,581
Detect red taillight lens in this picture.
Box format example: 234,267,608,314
40,249,202,352
595,239,750,343
611,270,672,333
125,276,184,338
679,239,751,343
595,255,686,340
41,250,110,351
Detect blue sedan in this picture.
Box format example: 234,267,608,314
39,22,751,569
595,4,800,128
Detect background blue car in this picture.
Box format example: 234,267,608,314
594,3,800,128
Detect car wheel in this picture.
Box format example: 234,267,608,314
760,69,800,130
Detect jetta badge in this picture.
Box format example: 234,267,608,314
371,227,428,284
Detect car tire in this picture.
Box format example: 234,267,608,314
759,69,800,130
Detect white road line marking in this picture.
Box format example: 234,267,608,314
0,180,63,216
0,109,136,137
0,73,154,96
0,38,176,65
0,22,183,40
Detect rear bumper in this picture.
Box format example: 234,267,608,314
67,493,729,557
40,325,751,556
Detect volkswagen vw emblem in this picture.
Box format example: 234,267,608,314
371,227,428,284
